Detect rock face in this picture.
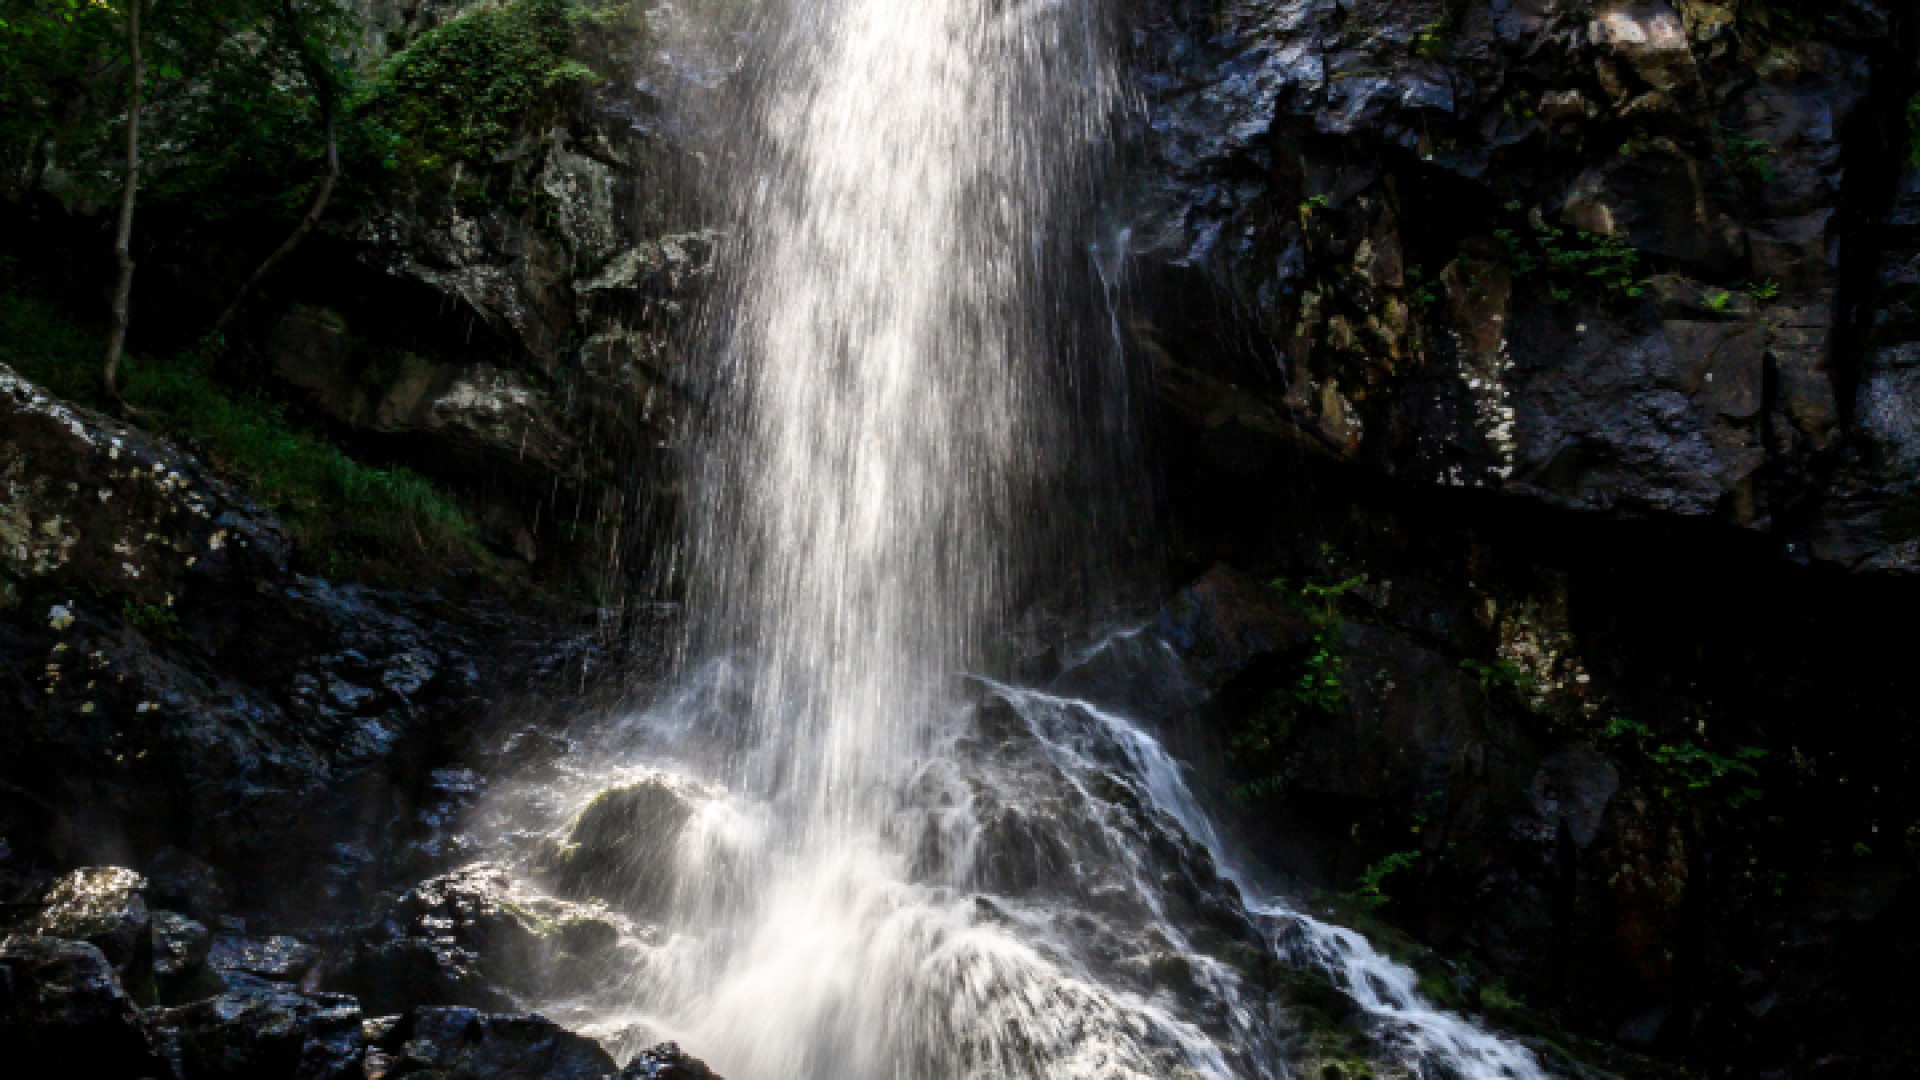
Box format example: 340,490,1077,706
1116,11,1920,1068
363,1007,619,1080
1127,0,1920,571
0,936,165,1074
1,865,717,1080
149,988,366,1080
0,365,509,922
26,867,153,972
252,0,722,573
338,861,636,1015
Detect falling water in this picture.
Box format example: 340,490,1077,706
494,1,1561,1077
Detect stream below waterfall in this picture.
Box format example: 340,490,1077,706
473,631,1554,1080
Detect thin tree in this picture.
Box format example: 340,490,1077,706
103,0,144,404
210,0,340,339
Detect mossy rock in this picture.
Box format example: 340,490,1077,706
1303,1058,1378,1080
535,775,695,915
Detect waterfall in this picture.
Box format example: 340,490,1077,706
497,2,1559,1078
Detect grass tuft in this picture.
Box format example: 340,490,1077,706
0,263,478,573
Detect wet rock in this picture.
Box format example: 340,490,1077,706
269,306,581,482
1127,0,1914,570
147,986,363,1080
0,363,291,604
1529,745,1622,850
148,849,229,924
24,867,152,973
618,1042,722,1080
151,911,215,1002
1156,564,1314,689
536,776,694,914
207,934,321,986
0,936,164,1074
338,862,634,1015
0,365,493,927
365,1006,618,1080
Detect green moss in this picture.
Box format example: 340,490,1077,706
497,897,561,937
1908,92,1920,167
0,269,478,573
357,0,599,175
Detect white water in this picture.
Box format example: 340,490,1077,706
505,1,1560,1077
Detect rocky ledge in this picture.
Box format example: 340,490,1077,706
0,866,720,1080
0,361,695,1074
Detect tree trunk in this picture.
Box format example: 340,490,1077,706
103,0,143,404
210,114,337,338
211,0,341,340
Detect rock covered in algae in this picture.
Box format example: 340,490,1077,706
535,775,696,915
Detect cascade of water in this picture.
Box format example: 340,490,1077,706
501,2,1563,1078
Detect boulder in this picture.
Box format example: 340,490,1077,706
619,1042,723,1080
338,862,635,1015
536,777,694,915
207,934,321,987
365,1006,618,1080
151,910,216,1003
24,866,151,971
0,936,164,1074
0,365,488,928
146,986,363,1080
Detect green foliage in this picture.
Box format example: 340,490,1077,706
121,599,178,635
141,1,356,222
0,269,477,570
356,0,595,176
1909,92,1920,167
1495,202,1644,302
0,0,133,195
1351,850,1420,911
0,0,326,206
1410,21,1447,58
1705,290,1734,313
1748,278,1780,304
1599,716,1767,808
131,356,477,562
1297,193,1330,228
1405,265,1441,310
1461,656,1533,695
1289,575,1360,711
1715,124,1778,183
1229,571,1362,803
1461,642,1767,812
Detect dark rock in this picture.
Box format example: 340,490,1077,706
147,986,363,1080
269,306,582,484
23,866,151,970
151,910,215,1002
1529,745,1621,851
337,862,635,1016
148,849,229,924
1127,0,1918,570
535,777,694,914
207,934,321,986
366,1006,618,1080
0,936,165,1074
619,1042,722,1080
1155,564,1313,689
0,365,496,927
